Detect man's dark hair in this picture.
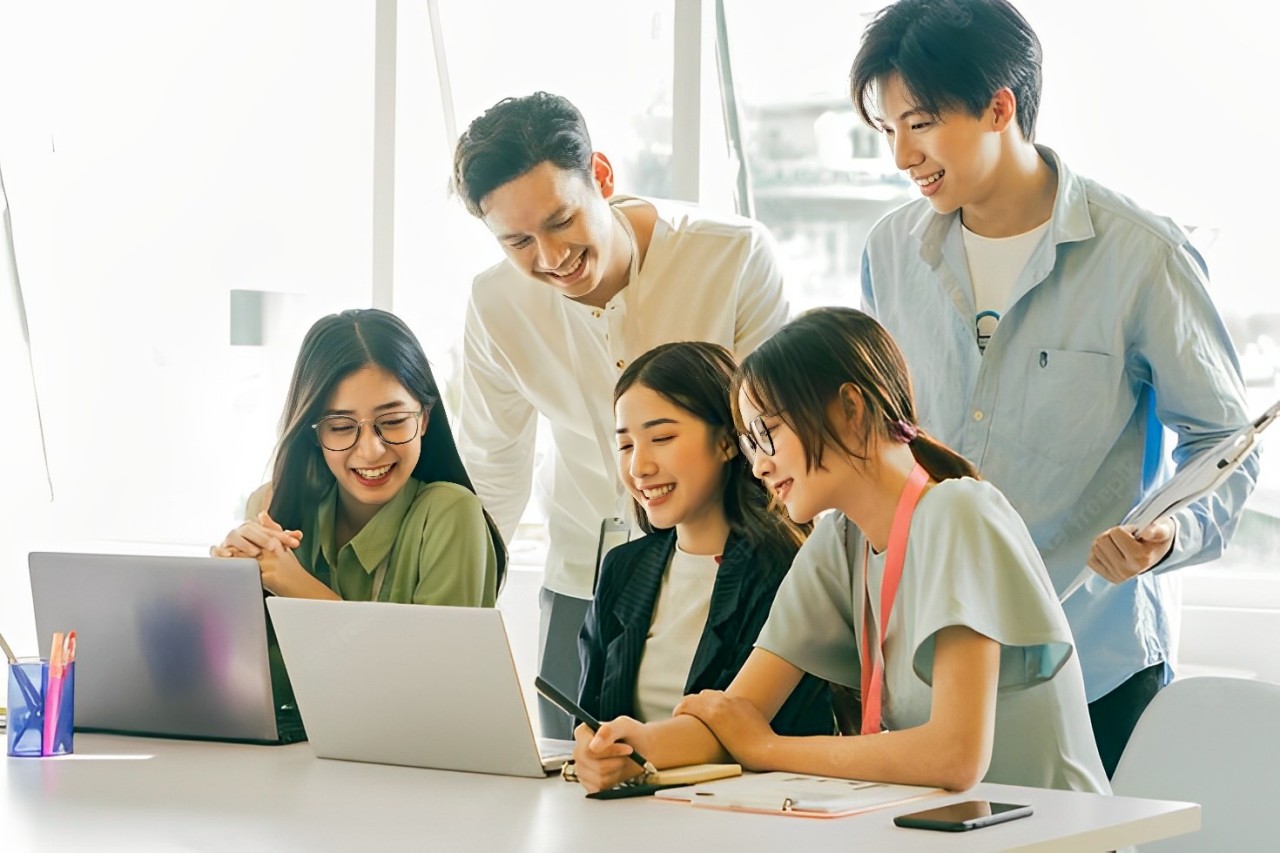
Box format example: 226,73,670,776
452,92,594,218
850,0,1043,141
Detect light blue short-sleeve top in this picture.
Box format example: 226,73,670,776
757,477,1109,793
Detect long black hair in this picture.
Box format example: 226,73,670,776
615,341,809,570
268,309,507,590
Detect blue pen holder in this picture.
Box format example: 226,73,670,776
6,659,75,757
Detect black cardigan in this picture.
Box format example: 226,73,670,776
577,528,833,736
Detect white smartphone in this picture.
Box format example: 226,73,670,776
592,517,631,594
893,800,1033,832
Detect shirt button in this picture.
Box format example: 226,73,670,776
973,410,985,422
591,310,602,319
616,359,625,370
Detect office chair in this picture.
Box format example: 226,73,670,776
1111,675,1280,851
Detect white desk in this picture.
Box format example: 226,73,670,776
3,735,1198,852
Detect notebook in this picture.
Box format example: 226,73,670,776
28,551,305,744
265,597,574,778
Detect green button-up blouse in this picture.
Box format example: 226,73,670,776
301,478,496,607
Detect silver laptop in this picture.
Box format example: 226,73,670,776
29,551,304,744
265,597,574,777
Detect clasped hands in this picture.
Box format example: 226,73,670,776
211,511,324,598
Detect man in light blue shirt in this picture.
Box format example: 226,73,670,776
851,0,1259,776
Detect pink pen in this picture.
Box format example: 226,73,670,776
59,631,76,752
41,632,66,756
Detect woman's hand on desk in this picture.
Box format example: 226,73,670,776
674,690,776,770
571,718,647,793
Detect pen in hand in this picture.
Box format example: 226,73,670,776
534,675,650,769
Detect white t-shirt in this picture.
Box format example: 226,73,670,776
961,219,1049,352
456,196,788,598
757,477,1109,793
633,547,720,723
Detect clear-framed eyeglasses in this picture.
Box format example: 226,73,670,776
311,409,425,452
738,414,780,460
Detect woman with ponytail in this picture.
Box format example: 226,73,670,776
570,307,1108,796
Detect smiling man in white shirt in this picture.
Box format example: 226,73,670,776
452,92,789,738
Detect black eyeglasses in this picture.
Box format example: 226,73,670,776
311,410,425,452
738,414,781,460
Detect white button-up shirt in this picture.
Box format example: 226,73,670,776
458,197,789,598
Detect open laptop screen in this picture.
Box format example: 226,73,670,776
267,598,562,776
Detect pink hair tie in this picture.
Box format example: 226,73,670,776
889,419,919,444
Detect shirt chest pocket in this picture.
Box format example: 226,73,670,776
1016,348,1130,466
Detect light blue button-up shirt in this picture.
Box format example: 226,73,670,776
862,147,1260,701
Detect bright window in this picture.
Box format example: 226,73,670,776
1,1,377,649
0,1,677,652
392,0,676,568
3,1,1272,663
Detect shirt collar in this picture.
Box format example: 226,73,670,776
1038,145,1094,247
316,479,420,575
910,144,1095,262
563,195,654,316
561,289,629,315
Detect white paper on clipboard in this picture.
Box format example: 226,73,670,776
1059,398,1279,603
653,771,942,818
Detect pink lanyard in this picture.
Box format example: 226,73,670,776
859,463,930,735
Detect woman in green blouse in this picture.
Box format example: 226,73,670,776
212,309,505,606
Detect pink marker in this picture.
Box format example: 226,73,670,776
41,632,66,756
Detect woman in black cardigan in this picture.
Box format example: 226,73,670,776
576,342,833,752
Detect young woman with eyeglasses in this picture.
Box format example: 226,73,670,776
212,309,504,606
570,308,1108,795
568,342,833,783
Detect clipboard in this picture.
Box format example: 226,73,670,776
1059,398,1278,603
653,771,942,819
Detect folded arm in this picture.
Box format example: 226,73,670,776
680,627,1000,792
